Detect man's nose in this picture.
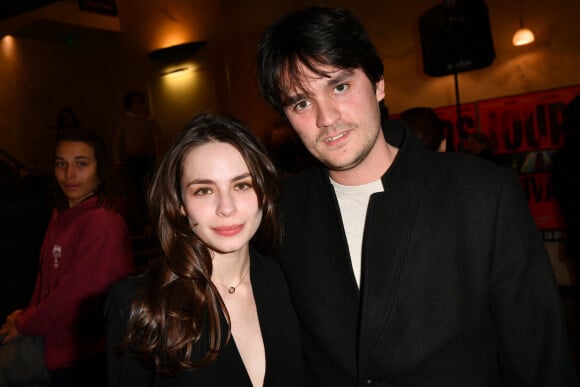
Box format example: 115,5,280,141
316,99,340,128
65,166,75,178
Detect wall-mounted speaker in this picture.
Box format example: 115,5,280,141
419,0,495,77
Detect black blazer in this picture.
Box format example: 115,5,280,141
278,120,579,386
105,251,304,386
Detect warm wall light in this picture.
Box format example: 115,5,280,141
1,35,16,56
160,67,189,77
512,0,535,46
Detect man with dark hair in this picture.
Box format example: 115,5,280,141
257,6,578,386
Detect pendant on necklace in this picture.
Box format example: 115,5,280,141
228,287,236,294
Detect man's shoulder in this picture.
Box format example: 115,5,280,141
74,204,129,237
416,150,518,200
432,151,513,179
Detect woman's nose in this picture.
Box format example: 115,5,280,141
216,192,236,216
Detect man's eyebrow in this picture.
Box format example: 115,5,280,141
282,69,355,107
284,92,308,107
55,156,90,160
326,69,354,87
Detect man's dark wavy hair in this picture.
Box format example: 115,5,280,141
257,6,384,115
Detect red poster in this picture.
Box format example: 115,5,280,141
478,85,580,154
433,103,477,152
518,173,564,230
476,86,580,230
394,85,580,231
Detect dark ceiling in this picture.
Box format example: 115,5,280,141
0,1,60,20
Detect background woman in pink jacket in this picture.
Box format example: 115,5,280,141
0,129,135,387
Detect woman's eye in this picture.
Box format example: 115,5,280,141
194,187,212,196
235,182,253,191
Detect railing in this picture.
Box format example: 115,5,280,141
0,147,31,176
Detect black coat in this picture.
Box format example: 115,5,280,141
278,120,578,386
105,251,304,386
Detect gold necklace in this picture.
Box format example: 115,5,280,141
215,267,250,294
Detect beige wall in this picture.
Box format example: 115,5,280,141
0,32,129,175
2,0,579,166
0,0,578,281
363,0,580,113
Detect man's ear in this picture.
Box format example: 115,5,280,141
375,78,385,101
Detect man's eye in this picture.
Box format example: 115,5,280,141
334,84,349,93
294,100,310,112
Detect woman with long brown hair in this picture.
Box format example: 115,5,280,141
105,112,303,386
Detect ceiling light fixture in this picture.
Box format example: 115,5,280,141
512,0,534,46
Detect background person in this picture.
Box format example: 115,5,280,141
400,106,446,152
0,129,134,387
112,90,161,234
552,94,580,265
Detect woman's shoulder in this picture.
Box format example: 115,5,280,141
250,249,284,276
250,249,289,297
105,274,146,319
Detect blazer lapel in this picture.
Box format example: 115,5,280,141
358,122,426,354
310,170,361,322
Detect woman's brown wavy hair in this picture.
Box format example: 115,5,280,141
121,112,281,375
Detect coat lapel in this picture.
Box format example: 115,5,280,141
310,169,361,322
358,122,426,354
279,165,361,331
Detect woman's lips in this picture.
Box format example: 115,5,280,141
213,224,244,236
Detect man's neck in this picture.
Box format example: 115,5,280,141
329,138,398,186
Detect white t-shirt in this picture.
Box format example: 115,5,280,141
329,178,384,287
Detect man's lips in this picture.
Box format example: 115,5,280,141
323,130,350,145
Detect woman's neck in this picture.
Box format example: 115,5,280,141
211,247,251,289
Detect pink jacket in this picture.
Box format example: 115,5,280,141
16,196,134,370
